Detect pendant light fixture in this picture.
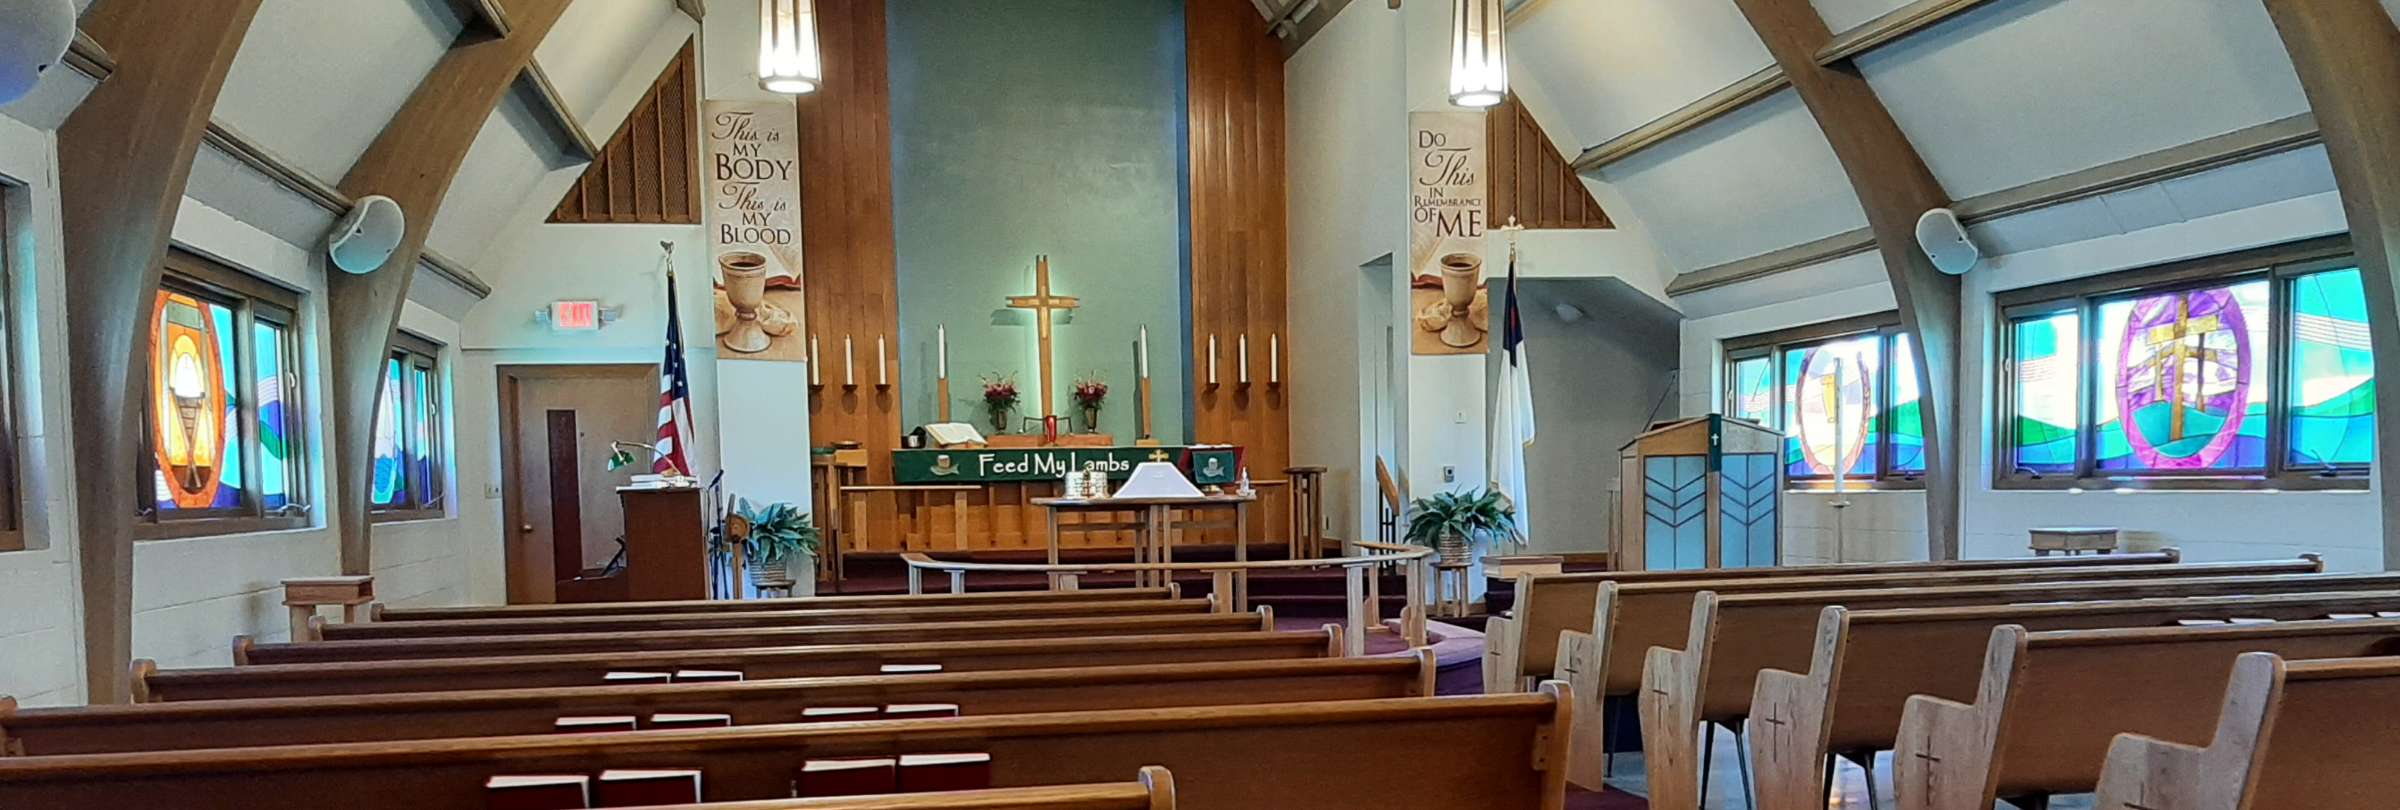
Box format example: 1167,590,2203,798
758,0,822,95
1449,0,1507,108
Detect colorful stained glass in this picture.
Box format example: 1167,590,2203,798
2287,268,2376,469
1888,334,1925,475
409,363,442,509
2011,311,2081,474
151,291,243,512
254,321,290,511
1728,355,1774,425
371,359,406,508
2097,280,2269,471
1782,335,1880,478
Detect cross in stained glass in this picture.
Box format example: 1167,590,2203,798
2142,295,2229,442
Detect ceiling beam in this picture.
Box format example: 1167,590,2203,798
56,0,265,704
1814,0,2001,66
675,0,705,21
518,61,602,163
444,0,513,37
199,122,495,296
326,0,575,577
64,30,114,80
1732,0,1963,567
2260,0,2400,570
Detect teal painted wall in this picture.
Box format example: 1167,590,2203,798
888,0,1189,442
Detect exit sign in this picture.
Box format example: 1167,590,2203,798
549,300,601,331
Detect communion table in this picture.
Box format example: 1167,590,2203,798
1031,493,1257,608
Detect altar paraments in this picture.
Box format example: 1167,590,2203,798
893,445,1242,485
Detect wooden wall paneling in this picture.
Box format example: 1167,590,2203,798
1487,96,1611,230
57,0,265,704
799,0,902,486
328,0,578,577
2261,0,2400,570
550,41,699,225
1732,0,1964,559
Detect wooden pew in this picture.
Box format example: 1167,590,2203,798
246,611,1275,665
1747,588,2400,810
4,655,1436,755
2093,653,2400,810
332,598,1223,641
1483,550,2183,694
633,766,1174,809
0,690,1575,810
136,628,1347,701
1892,620,2400,810
1627,570,2397,808
372,587,1182,622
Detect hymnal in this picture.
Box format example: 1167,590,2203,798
879,663,943,675
672,669,744,683
485,774,591,810
796,758,897,797
898,753,994,793
553,716,638,733
646,712,733,729
593,769,702,807
800,706,882,722
882,703,961,720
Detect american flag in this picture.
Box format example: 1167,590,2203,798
655,248,696,477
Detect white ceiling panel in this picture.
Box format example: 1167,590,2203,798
1961,145,2337,258
1856,0,2311,199
1592,91,1867,272
214,0,463,182
1808,0,1912,32
182,143,339,250
534,0,680,126
424,97,565,268
1508,0,1774,146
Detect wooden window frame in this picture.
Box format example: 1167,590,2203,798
372,331,448,523
1992,235,2366,491
1722,311,1927,491
136,249,311,540
0,183,25,551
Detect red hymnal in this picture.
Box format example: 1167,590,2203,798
602,671,673,685
554,716,639,733
593,769,703,807
673,669,744,683
646,712,734,729
485,774,591,810
801,706,882,722
881,703,961,720
796,758,898,797
898,753,993,793
879,663,943,675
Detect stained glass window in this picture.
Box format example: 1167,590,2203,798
1996,243,2372,487
1727,355,1774,425
141,251,307,536
372,359,407,508
255,320,292,512
150,291,243,513
1888,335,1925,475
1783,334,1881,479
373,335,449,519
1723,316,1922,487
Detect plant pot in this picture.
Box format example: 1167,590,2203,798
1437,533,1472,566
1081,405,1101,433
747,560,795,591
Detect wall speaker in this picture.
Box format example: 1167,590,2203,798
327,195,407,275
1915,207,1981,276
0,0,75,106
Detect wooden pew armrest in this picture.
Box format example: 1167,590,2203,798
2093,652,2282,810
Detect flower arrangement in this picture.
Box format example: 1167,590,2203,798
1072,374,1109,434
981,373,1020,434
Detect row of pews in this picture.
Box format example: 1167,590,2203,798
1490,548,2400,809
0,585,1575,809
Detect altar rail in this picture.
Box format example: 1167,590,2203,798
901,541,1434,656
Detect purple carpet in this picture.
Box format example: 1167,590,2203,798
1566,788,1647,808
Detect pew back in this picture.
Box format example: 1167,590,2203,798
372,587,1181,621
2095,654,2400,810
635,765,1174,809
334,598,1219,640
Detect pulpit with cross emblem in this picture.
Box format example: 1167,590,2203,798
1614,415,1784,571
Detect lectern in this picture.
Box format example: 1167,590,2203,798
614,486,711,600
1614,414,1782,571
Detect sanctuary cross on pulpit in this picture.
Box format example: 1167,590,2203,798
1005,255,1081,422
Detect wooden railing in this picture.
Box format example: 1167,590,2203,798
901,543,1435,656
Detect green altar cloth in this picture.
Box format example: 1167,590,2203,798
892,445,1243,485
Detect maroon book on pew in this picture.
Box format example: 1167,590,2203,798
796,758,898,797
882,703,961,720
554,716,639,733
898,753,993,793
593,769,703,807
673,669,744,683
485,774,591,810
646,712,733,729
800,706,882,722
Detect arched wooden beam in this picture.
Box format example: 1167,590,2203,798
1730,0,1964,559
2262,0,2400,569
327,0,574,575
56,0,266,703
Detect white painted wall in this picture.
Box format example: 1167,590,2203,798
0,111,89,707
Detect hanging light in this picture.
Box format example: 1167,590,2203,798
758,0,822,95
1449,0,1507,108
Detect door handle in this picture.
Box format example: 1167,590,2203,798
520,524,535,533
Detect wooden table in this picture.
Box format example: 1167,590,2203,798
1432,562,1473,618
2030,526,2119,556
282,576,373,639
1032,494,1258,608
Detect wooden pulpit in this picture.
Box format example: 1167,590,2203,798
1614,414,1783,571
614,486,711,601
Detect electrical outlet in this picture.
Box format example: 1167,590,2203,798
484,483,503,499
1442,466,1456,483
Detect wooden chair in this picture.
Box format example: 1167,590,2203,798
1746,588,2400,810
1487,549,2188,694
6,655,1436,755
632,766,1175,808
371,587,1182,622
253,610,1273,665
0,689,1576,810
1894,620,2400,810
136,628,1347,701
2093,653,2400,810
336,598,1222,640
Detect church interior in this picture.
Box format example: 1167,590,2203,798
3,0,2400,807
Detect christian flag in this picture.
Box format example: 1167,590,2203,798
1487,249,1534,544
656,254,696,477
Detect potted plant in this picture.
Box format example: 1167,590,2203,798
1403,487,1521,566
981,373,1020,435
1072,373,1108,434
723,497,820,592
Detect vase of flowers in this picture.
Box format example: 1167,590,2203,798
981,373,1019,435
1072,374,1108,434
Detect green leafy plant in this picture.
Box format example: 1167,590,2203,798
1402,488,1522,550
722,498,821,571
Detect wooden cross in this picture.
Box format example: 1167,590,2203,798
2142,295,2228,442
1004,255,1081,420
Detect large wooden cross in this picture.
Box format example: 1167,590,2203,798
2142,295,2227,442
1005,255,1080,419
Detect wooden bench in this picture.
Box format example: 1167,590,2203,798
4,655,1436,755
1894,620,2400,809
1626,569,2391,808
1487,550,2187,694
631,766,1174,808
136,628,1347,701
333,598,1225,641
1746,588,2400,809
371,587,1182,622
0,690,1574,810
249,610,1276,665
2093,653,2400,810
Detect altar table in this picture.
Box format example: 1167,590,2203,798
1032,494,1257,608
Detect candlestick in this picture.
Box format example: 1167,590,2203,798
1270,333,1281,385
1207,334,1219,386
843,335,855,388
808,336,822,386
937,324,948,378
877,334,889,387
1238,334,1251,385
1138,326,1149,379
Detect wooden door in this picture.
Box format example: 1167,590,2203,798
498,364,659,604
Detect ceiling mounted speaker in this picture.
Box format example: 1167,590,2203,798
0,0,75,106
1915,207,1981,276
327,195,406,275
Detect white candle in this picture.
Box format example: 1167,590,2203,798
843,335,855,387
1239,335,1251,384
937,324,948,379
809,336,821,385
1207,334,1219,385
1138,327,1149,379
1270,334,1281,384
877,334,888,386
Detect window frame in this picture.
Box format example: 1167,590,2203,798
371,331,448,523
1992,235,2364,491
0,183,24,551
1722,311,1927,490
136,249,311,540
